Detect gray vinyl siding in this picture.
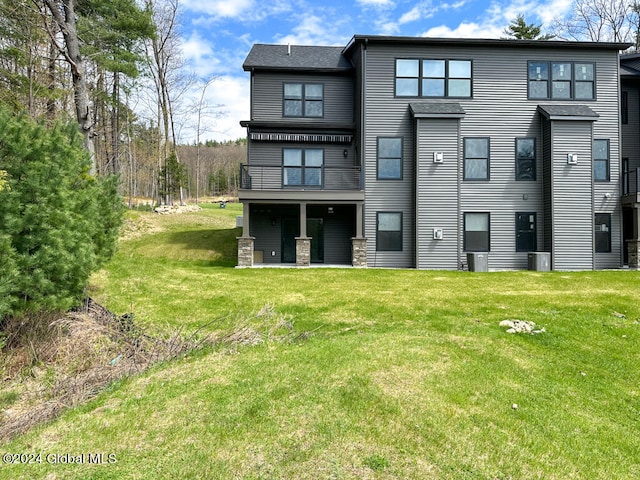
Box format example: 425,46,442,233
251,72,354,125
548,120,595,270
622,86,640,174
360,42,621,270
415,118,460,269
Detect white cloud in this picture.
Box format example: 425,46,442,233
399,5,422,24
422,21,504,39
356,0,395,7
177,75,250,143
181,0,255,18
276,14,349,46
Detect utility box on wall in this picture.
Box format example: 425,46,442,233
528,252,550,271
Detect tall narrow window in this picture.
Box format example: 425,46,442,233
377,212,402,251
595,213,611,253
575,63,594,100
464,138,489,180
528,62,549,99
377,137,403,179
551,62,572,99
622,91,629,124
283,83,323,117
464,213,490,252
515,138,536,181
283,148,323,186
516,212,537,252
593,139,610,182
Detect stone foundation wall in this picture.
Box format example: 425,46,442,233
352,238,367,268
295,237,311,267
237,237,255,267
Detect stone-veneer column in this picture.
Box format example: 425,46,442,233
351,237,367,267
295,237,311,267
629,240,640,270
237,237,255,267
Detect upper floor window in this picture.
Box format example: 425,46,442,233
464,137,490,180
283,148,323,187
283,83,323,117
377,137,403,179
622,91,628,124
528,61,595,100
396,59,472,98
516,138,536,181
593,139,610,182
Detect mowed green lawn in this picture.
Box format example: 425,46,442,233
2,203,640,479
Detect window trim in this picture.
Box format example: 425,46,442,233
593,139,610,182
283,83,324,118
515,212,537,252
527,61,596,101
377,136,403,180
595,213,612,253
281,148,324,188
515,137,536,181
463,137,490,181
376,211,403,252
395,58,473,98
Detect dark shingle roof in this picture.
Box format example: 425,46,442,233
243,44,352,72
410,103,466,118
537,105,599,120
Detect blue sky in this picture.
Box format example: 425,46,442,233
177,0,574,142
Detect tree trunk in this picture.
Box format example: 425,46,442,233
44,0,96,174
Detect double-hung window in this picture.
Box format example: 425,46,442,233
595,213,611,253
593,139,610,182
377,137,403,179
396,59,472,97
464,213,490,252
528,61,595,100
377,212,403,251
515,138,536,181
283,148,323,187
464,138,489,180
283,83,323,117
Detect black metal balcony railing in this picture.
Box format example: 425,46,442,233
240,164,362,191
623,167,640,196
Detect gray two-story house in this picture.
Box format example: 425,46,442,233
238,36,631,270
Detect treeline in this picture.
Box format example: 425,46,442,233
0,0,242,206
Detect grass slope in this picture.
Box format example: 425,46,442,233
2,203,640,479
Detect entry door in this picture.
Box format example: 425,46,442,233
282,217,298,263
308,218,324,263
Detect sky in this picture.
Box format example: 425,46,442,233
176,0,575,143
